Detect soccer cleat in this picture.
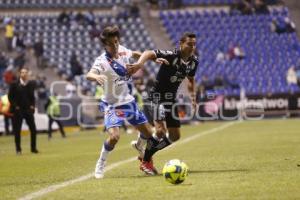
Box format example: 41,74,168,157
94,158,106,179
131,140,144,161
140,161,158,175
31,149,39,154
148,158,158,175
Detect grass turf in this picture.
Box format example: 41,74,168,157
0,119,299,200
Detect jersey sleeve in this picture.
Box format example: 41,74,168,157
120,45,133,58
153,49,174,60
91,58,105,74
188,60,199,77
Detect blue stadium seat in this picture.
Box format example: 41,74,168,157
160,7,300,95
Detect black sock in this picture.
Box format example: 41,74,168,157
143,137,159,162
143,136,172,162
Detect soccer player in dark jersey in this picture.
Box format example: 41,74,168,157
127,32,198,173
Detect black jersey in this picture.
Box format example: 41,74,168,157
150,49,199,102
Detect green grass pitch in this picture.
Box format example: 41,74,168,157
0,119,299,200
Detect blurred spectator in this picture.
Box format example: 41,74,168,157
3,68,16,85
145,76,156,91
214,75,224,88
35,74,48,112
147,0,158,5
130,2,140,17
223,73,240,89
0,17,4,29
0,93,13,135
200,75,214,91
254,0,269,14
75,12,85,25
147,0,159,9
36,74,47,99
158,0,168,9
230,0,253,15
3,17,11,25
33,37,44,68
65,81,77,98
5,19,14,52
295,64,300,86
89,25,101,39
168,0,182,9
57,10,70,26
286,66,297,85
297,70,300,87
216,47,227,62
0,52,8,69
45,93,66,139
70,52,83,78
228,44,245,60
12,32,26,51
271,17,296,34
112,3,129,19
85,10,96,26
69,11,78,28
196,84,207,121
14,51,26,69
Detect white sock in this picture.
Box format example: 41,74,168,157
99,145,110,162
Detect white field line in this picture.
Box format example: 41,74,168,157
19,121,237,200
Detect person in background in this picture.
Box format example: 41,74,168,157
0,93,13,136
286,66,298,85
8,67,38,154
5,19,14,52
33,37,44,68
45,93,66,139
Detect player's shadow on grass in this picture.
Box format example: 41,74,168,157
110,174,163,179
109,169,250,179
189,169,250,174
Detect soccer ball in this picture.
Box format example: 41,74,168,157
162,159,189,184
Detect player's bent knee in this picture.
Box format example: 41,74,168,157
109,135,120,144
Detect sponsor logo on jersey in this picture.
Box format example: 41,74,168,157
190,61,195,70
115,110,125,117
110,116,117,123
170,76,177,83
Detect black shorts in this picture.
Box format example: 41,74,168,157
143,100,180,128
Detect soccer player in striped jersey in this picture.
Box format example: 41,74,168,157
86,25,162,178
127,32,199,169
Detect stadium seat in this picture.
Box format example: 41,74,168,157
160,8,300,95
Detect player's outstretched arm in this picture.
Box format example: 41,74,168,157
132,51,142,60
127,50,156,75
86,68,107,85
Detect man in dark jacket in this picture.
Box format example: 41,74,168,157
8,67,38,154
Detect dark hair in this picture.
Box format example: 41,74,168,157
19,67,29,72
100,25,120,45
180,32,196,43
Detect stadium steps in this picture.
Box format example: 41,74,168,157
138,2,173,50
23,49,63,89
